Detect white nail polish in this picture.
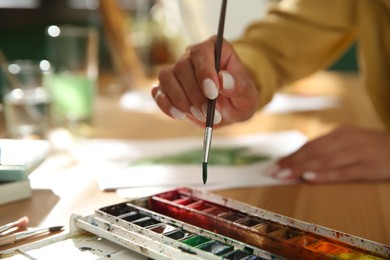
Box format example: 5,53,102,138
303,171,317,181
214,110,222,124
203,78,219,99
222,71,235,91
275,168,292,179
169,107,186,120
201,103,222,124
190,106,205,122
153,89,164,101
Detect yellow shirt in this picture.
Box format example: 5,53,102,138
233,0,390,128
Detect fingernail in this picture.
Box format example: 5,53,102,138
153,89,164,100
214,109,222,124
303,171,317,181
190,106,206,122
275,168,292,179
221,71,235,91
169,106,186,120
203,78,219,99
201,103,222,124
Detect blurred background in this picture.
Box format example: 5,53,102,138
0,0,357,81
0,0,358,139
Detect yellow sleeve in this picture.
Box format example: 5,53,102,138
233,0,357,108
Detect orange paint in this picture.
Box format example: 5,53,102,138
308,241,343,254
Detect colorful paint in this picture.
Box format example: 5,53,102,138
72,188,390,260
72,202,272,259
146,188,389,259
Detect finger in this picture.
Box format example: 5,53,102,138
301,162,368,183
201,102,223,126
271,126,390,182
151,85,186,121
299,145,362,173
274,134,366,180
173,56,207,122
277,128,355,168
190,37,220,100
217,70,259,123
276,146,361,181
216,44,260,122
158,65,193,114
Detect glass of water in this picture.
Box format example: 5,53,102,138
46,25,98,134
1,60,52,139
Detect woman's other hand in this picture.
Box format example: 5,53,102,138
272,126,390,183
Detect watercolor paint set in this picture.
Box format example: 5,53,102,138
71,187,390,259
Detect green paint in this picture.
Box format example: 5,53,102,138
130,147,269,166
181,235,211,247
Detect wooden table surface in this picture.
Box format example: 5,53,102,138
0,71,389,249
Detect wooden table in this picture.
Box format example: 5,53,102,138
0,71,389,249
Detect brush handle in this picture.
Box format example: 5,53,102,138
205,100,216,127
0,217,29,235
205,0,227,128
0,235,16,246
202,0,228,185
214,0,227,72
0,223,14,234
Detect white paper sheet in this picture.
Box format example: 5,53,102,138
68,131,307,198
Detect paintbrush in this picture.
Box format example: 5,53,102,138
202,0,228,185
0,216,29,235
0,226,64,246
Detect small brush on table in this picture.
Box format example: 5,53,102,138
202,0,228,184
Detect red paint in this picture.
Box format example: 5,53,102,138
202,207,228,216
172,197,195,205
147,189,382,260
154,190,181,201
187,201,213,211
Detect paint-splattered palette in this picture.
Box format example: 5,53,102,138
72,188,390,259
72,204,273,259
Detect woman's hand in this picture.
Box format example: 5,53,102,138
151,36,260,127
271,126,390,183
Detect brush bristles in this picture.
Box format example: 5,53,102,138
202,162,208,185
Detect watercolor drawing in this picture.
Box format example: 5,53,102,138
130,147,269,166
85,131,308,191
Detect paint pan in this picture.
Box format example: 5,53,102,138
223,250,262,260
182,235,212,247
71,188,390,260
72,202,276,260
149,224,177,234
196,240,234,256
164,229,192,240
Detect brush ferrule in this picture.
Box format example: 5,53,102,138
203,127,213,163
